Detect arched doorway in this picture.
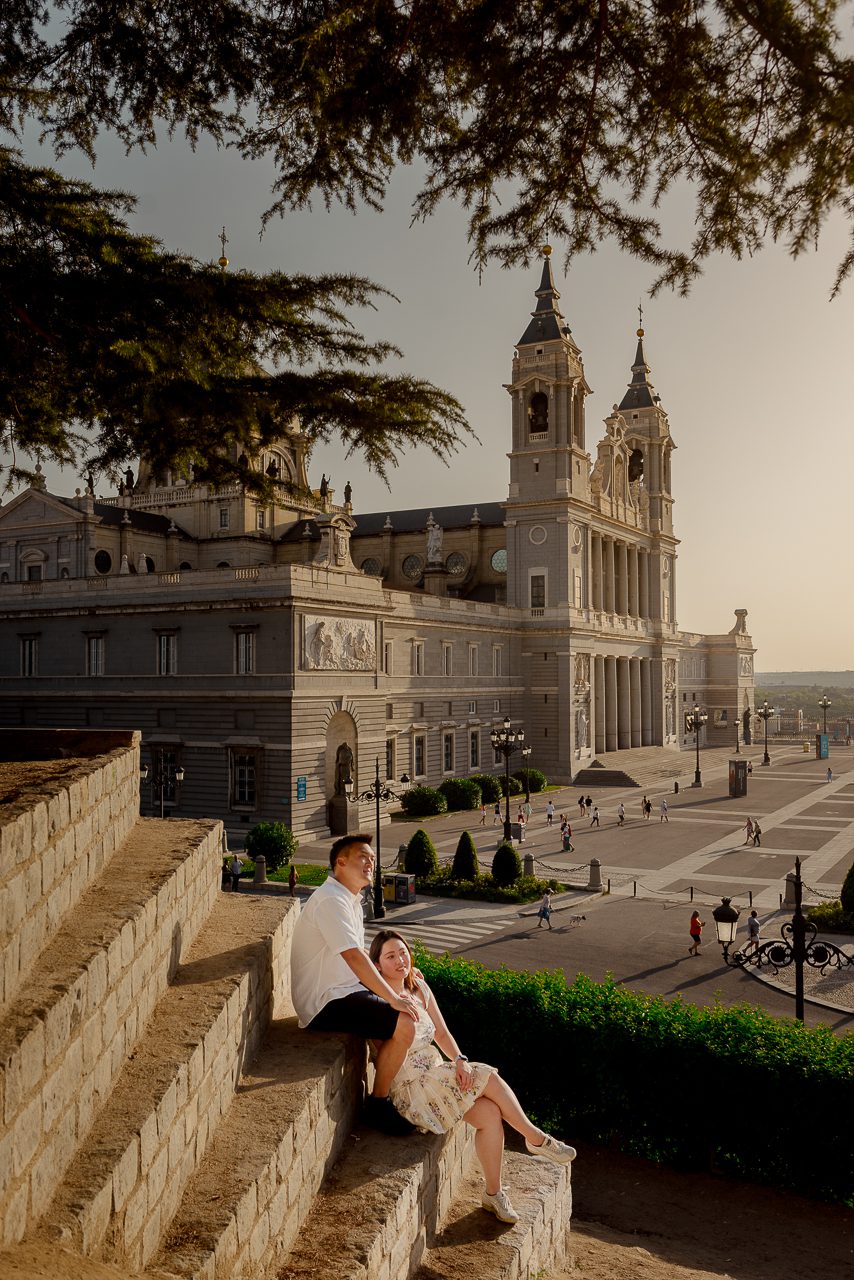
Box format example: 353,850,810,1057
326,710,358,834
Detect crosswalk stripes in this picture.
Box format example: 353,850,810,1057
364,916,508,954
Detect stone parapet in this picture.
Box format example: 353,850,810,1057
0,817,221,1248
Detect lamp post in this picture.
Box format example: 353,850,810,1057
734,708,740,754
520,744,532,803
756,700,774,766
723,858,854,1022
712,897,741,963
343,756,410,919
818,695,832,736
140,749,185,819
688,704,708,787
490,716,525,844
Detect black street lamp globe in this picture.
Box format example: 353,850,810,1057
818,695,832,736
344,758,410,918
688,704,708,787
712,897,741,962
756,700,774,766
489,716,526,844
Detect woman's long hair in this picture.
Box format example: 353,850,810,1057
369,929,417,992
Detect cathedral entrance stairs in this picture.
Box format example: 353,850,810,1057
574,746,685,789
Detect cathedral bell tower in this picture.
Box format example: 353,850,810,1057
503,248,592,611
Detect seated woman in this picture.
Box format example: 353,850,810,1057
369,929,575,1225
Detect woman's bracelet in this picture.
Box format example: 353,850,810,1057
454,1054,468,1063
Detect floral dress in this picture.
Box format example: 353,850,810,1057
388,979,496,1134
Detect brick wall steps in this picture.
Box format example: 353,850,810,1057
412,1149,572,1280
37,893,296,1273
572,768,639,788
148,1021,365,1280
0,817,221,1249
273,1120,475,1280
0,1239,147,1279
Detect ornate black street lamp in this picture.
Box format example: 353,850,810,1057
711,897,740,963
734,707,740,754
520,744,532,803
344,756,410,918
720,859,854,1022
818,695,832,736
490,716,525,844
688,704,708,787
756,700,774,766
140,749,185,819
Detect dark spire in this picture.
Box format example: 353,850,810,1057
618,324,659,412
517,246,570,346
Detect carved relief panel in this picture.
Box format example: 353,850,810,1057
303,616,376,671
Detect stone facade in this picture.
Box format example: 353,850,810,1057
0,252,755,835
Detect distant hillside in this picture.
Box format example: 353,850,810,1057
757,672,854,688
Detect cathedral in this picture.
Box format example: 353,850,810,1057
0,251,756,835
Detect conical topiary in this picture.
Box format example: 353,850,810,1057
451,830,480,881
405,827,439,878
492,841,522,887
841,858,854,916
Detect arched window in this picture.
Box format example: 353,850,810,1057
528,392,549,435
628,448,644,482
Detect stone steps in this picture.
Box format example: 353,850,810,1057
413,1148,572,1280
0,817,221,1248
148,1021,366,1280
273,1115,475,1280
573,767,639,788
38,894,295,1273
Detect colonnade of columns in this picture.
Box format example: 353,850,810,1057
590,533,653,619
592,655,656,753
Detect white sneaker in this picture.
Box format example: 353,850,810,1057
481,1188,520,1224
525,1133,577,1164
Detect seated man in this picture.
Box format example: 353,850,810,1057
290,833,418,1135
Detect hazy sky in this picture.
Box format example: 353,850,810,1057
15,128,854,672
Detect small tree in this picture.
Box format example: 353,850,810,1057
513,767,548,793
401,785,448,817
405,828,440,878
470,773,503,803
243,822,298,875
451,831,480,881
438,777,482,811
492,842,522,887
840,859,854,916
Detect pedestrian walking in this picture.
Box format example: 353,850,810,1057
493,801,501,825
537,890,553,930
743,817,754,845
563,823,574,853
688,910,705,955
523,799,533,823
480,804,488,825
747,761,753,776
230,853,243,893
221,857,231,891
827,767,833,783
288,863,298,897
616,802,625,826
660,798,669,823
590,805,600,827
578,794,586,817
744,909,761,954
644,797,652,820
546,800,555,826
585,795,593,816
752,821,762,847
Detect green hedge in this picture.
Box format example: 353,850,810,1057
415,867,562,904
513,766,548,793
401,785,448,817
413,950,854,1205
806,900,854,932
243,821,298,874
469,773,503,803
405,828,440,877
438,777,482,811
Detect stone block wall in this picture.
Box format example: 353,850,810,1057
0,734,142,1010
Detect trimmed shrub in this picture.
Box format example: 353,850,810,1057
243,821,298,875
415,867,561,903
841,858,854,915
405,828,440,878
438,777,482,811
401,785,448,818
451,830,480,881
807,900,854,932
413,950,854,1206
470,773,503,803
492,841,522,886
513,766,548,793
500,774,523,798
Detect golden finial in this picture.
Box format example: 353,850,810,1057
542,244,552,257
637,299,644,337
218,226,229,271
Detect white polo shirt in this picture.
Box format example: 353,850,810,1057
290,875,366,1027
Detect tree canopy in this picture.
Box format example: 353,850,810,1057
2,0,852,486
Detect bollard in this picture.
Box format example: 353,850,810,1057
253,855,268,885
748,889,753,907
690,885,694,903
674,780,680,794
587,857,602,892
523,852,535,877
633,880,637,897
784,871,797,908
607,878,611,895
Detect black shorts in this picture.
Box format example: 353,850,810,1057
307,989,399,1040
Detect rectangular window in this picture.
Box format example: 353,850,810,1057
219,508,230,529
20,637,38,677
492,645,502,677
386,702,394,719
574,572,582,608
384,641,393,674
442,642,452,677
663,594,670,622
414,734,426,777
493,746,503,766
412,642,424,676
386,737,395,781
87,635,105,677
26,565,43,582
468,644,478,677
256,510,266,530
493,699,501,713
470,730,480,769
443,732,454,773
231,751,257,807
235,631,255,674
157,633,177,675
468,699,477,715
530,574,546,609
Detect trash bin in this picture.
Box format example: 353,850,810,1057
383,874,396,903
394,874,416,905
